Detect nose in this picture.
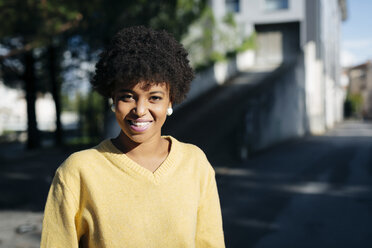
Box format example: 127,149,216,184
133,99,147,117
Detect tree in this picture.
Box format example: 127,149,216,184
72,0,208,47
0,0,207,148
0,0,83,148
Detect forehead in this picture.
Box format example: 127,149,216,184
114,81,169,93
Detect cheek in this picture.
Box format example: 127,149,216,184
115,102,131,116
155,107,168,117
151,104,168,117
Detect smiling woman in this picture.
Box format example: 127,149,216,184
40,26,225,248
114,82,170,141
112,82,172,171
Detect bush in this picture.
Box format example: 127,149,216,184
344,93,363,118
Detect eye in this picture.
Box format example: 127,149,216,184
150,96,163,101
119,94,134,102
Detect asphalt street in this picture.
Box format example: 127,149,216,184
217,120,372,248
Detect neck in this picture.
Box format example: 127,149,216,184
113,131,167,158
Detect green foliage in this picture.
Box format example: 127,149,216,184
193,51,226,73
0,0,81,44
0,0,208,51
76,90,105,142
236,31,257,52
344,93,363,118
210,51,226,62
69,0,208,48
61,93,78,112
184,7,257,73
222,12,236,27
192,30,256,73
197,7,216,52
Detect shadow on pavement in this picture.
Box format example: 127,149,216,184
0,142,75,211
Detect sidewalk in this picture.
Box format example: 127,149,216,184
0,211,42,248
0,142,73,247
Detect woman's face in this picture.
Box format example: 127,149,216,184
113,81,172,145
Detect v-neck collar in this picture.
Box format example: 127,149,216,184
98,136,180,184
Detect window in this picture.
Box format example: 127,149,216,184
265,0,288,11
226,0,240,13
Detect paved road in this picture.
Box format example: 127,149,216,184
1,120,371,247
0,143,72,248
217,120,372,248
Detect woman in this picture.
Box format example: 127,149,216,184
41,26,225,248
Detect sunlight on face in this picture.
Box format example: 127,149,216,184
112,82,172,144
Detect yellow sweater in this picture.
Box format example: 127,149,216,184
41,136,225,248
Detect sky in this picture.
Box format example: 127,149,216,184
341,0,372,67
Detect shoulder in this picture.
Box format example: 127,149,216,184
55,140,109,184
170,136,207,159
176,138,201,152
58,148,98,173
169,136,215,175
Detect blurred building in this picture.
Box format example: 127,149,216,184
108,0,348,148
0,81,27,134
0,81,57,135
208,0,347,134
345,61,372,119
0,80,79,136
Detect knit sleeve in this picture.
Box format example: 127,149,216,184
40,170,80,248
195,168,225,248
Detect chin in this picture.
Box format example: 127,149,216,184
121,129,159,145
127,135,150,144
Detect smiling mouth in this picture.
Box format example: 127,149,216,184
127,120,152,132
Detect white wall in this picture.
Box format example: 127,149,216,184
0,82,27,133
243,0,305,24
304,41,326,134
255,57,307,150
0,81,59,134
320,0,344,129
182,50,255,104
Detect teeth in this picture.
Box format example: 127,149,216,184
130,121,150,127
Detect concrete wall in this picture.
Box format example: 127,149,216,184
239,57,307,154
180,50,255,105
304,0,345,131
304,41,326,133
243,0,305,24
236,0,345,151
258,60,306,150
321,0,343,128
211,0,306,45
255,22,300,65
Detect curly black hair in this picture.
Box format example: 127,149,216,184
91,26,194,104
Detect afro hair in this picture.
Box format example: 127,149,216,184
91,26,194,104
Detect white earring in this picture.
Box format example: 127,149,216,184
111,104,116,112
167,107,173,116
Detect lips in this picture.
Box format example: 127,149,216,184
127,120,152,132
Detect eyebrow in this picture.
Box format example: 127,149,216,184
117,89,165,95
149,91,165,95
118,89,133,93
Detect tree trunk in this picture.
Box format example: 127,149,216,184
24,50,40,149
48,45,62,146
